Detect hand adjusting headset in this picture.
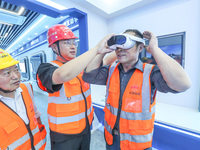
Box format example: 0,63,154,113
107,34,145,50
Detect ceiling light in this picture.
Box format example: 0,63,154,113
0,7,25,18
0,7,26,25
6,15,47,52
36,0,67,10
101,0,115,5
4,33,8,38
86,0,143,14
0,21,13,26
18,7,25,15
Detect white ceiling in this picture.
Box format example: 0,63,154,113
69,0,159,18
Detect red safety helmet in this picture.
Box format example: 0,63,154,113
47,24,78,47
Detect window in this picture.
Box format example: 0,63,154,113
30,51,46,80
18,57,30,81
141,32,185,67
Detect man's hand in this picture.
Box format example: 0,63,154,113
143,31,158,55
95,34,115,54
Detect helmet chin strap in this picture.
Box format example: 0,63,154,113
0,87,15,93
55,41,68,62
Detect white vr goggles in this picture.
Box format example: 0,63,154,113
107,34,145,50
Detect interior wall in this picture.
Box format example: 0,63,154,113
55,0,108,48
107,0,200,109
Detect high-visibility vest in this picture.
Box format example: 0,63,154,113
45,60,94,134
0,83,46,150
104,62,156,150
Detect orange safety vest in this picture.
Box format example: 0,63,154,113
104,62,156,150
39,60,94,134
0,83,46,150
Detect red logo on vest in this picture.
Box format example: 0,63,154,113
130,84,140,95
84,82,90,89
30,103,34,112
33,115,38,125
131,84,140,92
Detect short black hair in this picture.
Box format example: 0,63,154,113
123,29,143,46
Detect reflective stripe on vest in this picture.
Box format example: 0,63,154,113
48,105,92,125
106,62,119,100
48,88,91,104
105,63,155,149
8,126,40,149
35,135,47,150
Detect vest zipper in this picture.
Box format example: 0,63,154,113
26,123,36,150
21,96,36,150
76,77,90,126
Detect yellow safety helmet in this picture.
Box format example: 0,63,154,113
0,49,19,70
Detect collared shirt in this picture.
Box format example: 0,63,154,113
0,87,41,124
82,60,177,94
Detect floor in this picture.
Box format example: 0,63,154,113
90,127,106,150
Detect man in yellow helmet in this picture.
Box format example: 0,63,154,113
0,49,47,150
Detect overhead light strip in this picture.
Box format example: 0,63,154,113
0,7,25,16
0,22,13,26
36,0,67,10
4,26,13,38
4,33,8,38
6,15,47,52
18,7,25,15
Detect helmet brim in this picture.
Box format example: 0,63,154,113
0,60,19,70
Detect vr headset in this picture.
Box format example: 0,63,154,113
107,34,145,50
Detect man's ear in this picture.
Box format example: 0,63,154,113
51,43,57,52
138,43,144,53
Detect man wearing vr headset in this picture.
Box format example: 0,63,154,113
83,29,191,150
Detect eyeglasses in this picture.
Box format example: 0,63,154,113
62,40,79,47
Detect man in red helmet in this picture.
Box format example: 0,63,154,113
36,24,116,150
